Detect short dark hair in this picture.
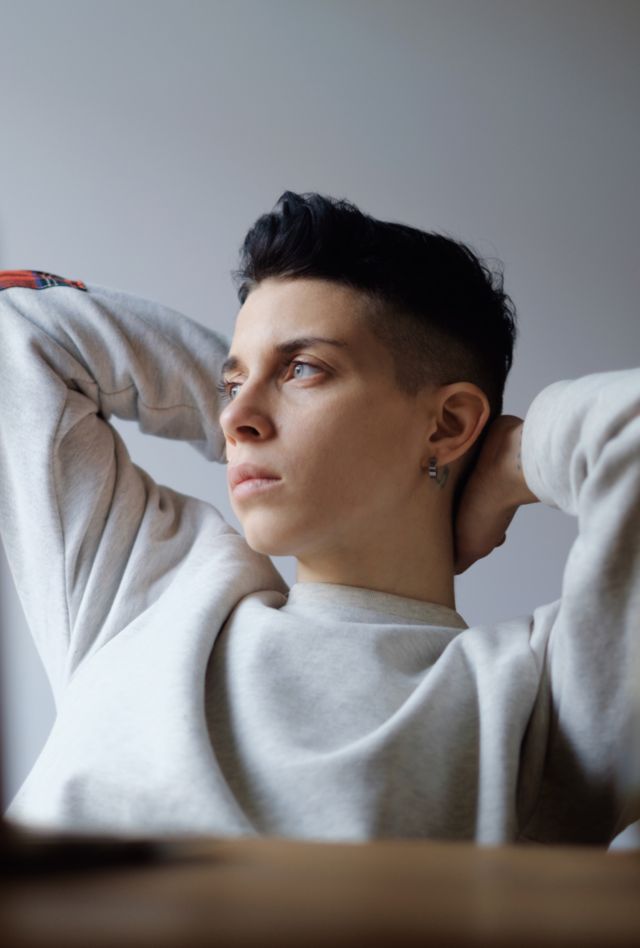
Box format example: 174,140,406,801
232,191,518,504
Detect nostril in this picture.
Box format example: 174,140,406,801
238,425,260,437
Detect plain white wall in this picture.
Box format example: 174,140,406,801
1,0,638,846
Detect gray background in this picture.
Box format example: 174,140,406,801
1,0,638,847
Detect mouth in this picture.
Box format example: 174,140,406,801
227,463,282,500
230,477,282,500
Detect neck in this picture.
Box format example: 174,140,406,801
295,507,456,610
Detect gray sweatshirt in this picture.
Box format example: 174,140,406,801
1,271,639,845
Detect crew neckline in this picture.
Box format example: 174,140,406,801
285,582,468,629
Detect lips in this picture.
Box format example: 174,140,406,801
228,463,281,490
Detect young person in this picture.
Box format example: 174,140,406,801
0,192,638,845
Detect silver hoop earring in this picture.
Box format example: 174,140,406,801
428,457,438,479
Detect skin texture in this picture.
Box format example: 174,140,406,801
220,277,538,608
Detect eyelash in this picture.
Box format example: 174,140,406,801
215,359,322,403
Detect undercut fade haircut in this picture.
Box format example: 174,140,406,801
231,190,518,513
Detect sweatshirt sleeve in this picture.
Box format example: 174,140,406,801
0,270,251,699
517,366,640,844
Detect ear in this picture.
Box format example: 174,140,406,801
420,382,491,468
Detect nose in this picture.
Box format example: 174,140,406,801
219,384,276,448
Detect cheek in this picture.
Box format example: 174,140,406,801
285,398,414,501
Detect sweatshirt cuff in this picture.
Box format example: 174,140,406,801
519,378,570,511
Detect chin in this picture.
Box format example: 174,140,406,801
241,518,297,558
243,535,295,558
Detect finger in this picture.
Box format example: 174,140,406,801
454,555,475,575
455,535,507,574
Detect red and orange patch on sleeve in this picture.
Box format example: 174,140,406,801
0,270,87,292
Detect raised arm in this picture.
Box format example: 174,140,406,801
455,366,640,842
0,270,284,700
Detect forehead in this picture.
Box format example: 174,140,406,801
231,277,374,348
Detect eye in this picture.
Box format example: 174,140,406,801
290,360,323,380
216,379,242,402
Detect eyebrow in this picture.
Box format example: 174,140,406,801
220,336,350,377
